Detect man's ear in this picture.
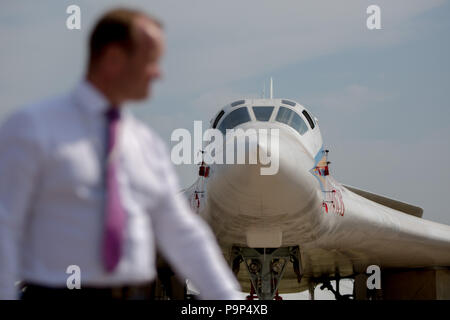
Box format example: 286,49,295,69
102,45,128,75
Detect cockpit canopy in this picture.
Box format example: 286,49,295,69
253,106,274,121
213,100,316,136
217,107,251,135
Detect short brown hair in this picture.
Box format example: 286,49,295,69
88,8,162,68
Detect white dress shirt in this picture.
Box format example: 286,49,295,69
0,81,241,299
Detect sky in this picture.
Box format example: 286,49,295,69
1,0,449,298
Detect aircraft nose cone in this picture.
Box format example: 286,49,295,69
208,129,318,217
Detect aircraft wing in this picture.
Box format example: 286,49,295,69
263,185,450,294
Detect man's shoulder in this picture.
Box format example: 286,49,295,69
0,90,77,150
3,91,74,126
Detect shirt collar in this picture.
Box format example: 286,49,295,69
73,80,111,115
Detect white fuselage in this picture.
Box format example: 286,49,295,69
197,99,450,280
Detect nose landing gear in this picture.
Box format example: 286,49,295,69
231,246,302,300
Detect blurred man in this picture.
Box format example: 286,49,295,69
0,8,241,300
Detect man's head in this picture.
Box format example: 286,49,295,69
87,9,165,104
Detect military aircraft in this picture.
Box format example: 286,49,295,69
182,81,450,300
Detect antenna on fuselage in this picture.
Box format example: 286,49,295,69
262,81,266,98
269,77,273,99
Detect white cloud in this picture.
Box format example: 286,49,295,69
0,0,444,119
157,0,446,94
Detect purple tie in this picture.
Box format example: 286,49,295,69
102,107,126,272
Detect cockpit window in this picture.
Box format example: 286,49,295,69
281,99,296,107
212,110,225,129
302,110,315,129
231,100,245,107
276,106,308,135
218,107,251,134
252,106,274,121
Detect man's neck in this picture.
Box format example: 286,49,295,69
86,74,123,107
